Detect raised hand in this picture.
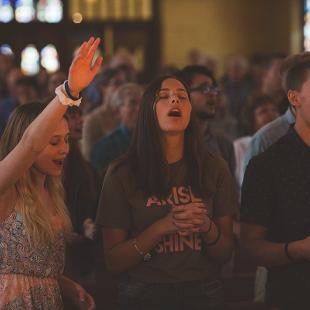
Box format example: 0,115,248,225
68,37,103,96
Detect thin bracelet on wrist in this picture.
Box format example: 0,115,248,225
284,242,295,262
132,238,152,262
64,80,81,100
206,227,221,246
204,216,213,234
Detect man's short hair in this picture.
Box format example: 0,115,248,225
177,65,217,87
280,52,310,93
97,68,122,87
110,83,142,110
15,77,37,89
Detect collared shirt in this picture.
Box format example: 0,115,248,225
241,108,295,181
241,127,310,307
233,135,252,189
90,124,131,173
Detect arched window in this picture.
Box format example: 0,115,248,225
21,45,40,75
41,44,60,73
37,0,63,23
0,44,13,55
0,0,14,23
15,0,35,23
0,0,63,23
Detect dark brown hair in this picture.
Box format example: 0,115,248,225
247,95,276,134
113,75,205,199
280,52,310,93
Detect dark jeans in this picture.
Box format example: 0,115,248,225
119,277,224,310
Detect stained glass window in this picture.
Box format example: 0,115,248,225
15,0,35,23
0,0,14,23
21,45,40,75
0,0,63,23
0,44,13,55
37,0,63,23
41,44,60,73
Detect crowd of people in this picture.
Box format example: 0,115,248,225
0,36,310,310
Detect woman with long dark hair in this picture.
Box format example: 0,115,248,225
0,37,102,309
97,75,237,310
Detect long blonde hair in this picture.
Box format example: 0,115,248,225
0,102,72,247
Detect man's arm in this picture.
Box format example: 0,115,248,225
241,223,310,267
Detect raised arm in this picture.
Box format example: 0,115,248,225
0,37,102,195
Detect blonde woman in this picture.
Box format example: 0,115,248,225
0,37,102,309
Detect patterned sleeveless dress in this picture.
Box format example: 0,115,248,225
0,211,65,309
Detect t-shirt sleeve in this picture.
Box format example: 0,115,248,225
213,159,238,218
96,167,131,230
242,135,260,177
240,156,275,227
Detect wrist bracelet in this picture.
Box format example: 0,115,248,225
284,242,295,262
64,80,82,100
204,216,213,234
206,227,221,246
133,238,152,262
55,83,82,107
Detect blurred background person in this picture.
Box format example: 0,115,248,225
179,65,236,175
0,52,15,100
81,67,127,161
220,55,254,134
91,83,142,176
234,95,279,193
63,106,100,299
261,53,288,115
0,73,38,136
47,70,66,99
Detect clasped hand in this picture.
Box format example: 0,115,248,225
172,202,211,236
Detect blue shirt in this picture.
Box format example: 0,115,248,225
0,96,17,136
241,108,295,180
90,124,131,172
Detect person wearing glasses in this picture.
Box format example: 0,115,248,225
178,65,236,175
97,75,237,309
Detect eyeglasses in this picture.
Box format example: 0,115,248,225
190,84,220,96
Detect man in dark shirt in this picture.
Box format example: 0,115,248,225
178,65,235,175
241,52,310,309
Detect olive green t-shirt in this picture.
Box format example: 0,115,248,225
96,151,237,283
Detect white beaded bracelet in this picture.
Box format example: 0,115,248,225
55,82,82,107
